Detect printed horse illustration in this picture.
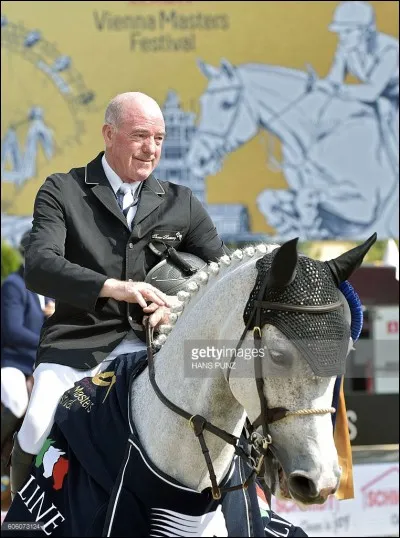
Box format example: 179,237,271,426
3,235,376,536
187,59,398,240
1,107,54,187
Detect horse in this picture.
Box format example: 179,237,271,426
186,59,398,240
3,234,376,536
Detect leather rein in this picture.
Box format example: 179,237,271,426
145,284,341,502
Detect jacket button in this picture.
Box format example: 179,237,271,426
128,243,134,249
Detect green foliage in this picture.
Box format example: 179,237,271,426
1,240,22,282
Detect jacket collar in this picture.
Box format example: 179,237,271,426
84,152,166,229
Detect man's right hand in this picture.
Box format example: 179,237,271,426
99,279,172,309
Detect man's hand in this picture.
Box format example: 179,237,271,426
99,279,173,308
143,306,172,329
143,295,182,328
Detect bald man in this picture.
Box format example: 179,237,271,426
11,92,227,497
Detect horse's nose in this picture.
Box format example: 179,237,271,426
288,471,318,499
288,471,338,501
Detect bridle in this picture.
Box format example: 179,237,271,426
144,277,341,502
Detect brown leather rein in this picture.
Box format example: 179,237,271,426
145,297,341,501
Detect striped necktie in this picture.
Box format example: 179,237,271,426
116,183,140,229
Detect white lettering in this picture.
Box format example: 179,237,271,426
41,512,66,536
18,475,36,500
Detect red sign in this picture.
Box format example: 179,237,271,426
361,467,399,509
387,320,399,334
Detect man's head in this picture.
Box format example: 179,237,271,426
102,92,166,183
329,1,375,51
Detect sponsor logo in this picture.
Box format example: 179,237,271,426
361,467,399,509
152,231,182,242
91,370,116,403
35,438,69,491
59,370,116,412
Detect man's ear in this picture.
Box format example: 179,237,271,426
102,124,114,148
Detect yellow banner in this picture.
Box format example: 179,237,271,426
1,1,398,240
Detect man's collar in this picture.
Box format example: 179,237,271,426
85,152,165,196
101,154,143,197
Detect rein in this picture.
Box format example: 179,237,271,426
144,292,339,501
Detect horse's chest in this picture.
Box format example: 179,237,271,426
109,435,228,537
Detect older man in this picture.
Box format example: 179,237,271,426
11,92,227,497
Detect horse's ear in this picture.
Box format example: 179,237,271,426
267,238,299,288
324,233,377,285
196,58,219,79
220,58,235,79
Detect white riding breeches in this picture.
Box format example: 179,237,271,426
17,361,111,455
1,367,30,419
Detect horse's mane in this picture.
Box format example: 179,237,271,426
153,243,279,348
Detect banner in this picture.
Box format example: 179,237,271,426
1,1,399,244
346,393,399,445
270,462,399,537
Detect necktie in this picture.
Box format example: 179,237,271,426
116,183,140,229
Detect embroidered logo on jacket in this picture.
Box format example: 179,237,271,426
35,438,69,491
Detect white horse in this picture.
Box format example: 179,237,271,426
4,236,375,537
186,59,398,240
130,234,376,526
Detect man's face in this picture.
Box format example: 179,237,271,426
336,27,365,51
103,105,166,183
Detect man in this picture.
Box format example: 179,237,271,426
316,0,399,170
1,232,54,489
11,92,228,498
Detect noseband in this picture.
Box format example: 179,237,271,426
145,287,339,501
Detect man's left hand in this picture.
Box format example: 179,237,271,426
143,306,172,328
143,295,181,328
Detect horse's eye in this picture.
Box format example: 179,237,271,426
270,350,286,364
221,100,234,110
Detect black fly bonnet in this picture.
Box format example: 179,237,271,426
243,250,350,376
242,235,376,376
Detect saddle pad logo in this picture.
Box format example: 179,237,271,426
92,370,116,403
35,438,69,491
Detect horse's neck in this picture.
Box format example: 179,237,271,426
130,262,251,492
241,66,325,152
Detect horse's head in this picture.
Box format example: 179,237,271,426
186,58,259,176
226,233,376,505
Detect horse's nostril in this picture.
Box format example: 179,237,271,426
288,472,318,499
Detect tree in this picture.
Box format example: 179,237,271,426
1,240,22,282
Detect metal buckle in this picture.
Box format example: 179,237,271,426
250,432,272,452
188,415,195,429
212,486,221,500
253,326,262,338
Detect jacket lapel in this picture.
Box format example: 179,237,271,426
85,153,129,229
133,174,165,227
84,153,166,231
